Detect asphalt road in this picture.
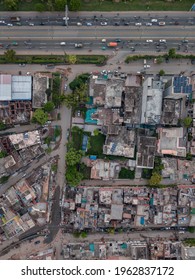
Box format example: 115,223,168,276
1,11,195,27
1,26,195,40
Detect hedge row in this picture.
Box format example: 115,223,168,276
125,53,195,63
0,55,107,65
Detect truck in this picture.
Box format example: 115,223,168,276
107,42,118,47
10,17,21,22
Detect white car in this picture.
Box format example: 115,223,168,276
146,40,153,43
151,19,158,23
146,22,152,26
29,23,34,26
100,22,107,26
0,20,5,24
7,23,13,26
159,21,166,26
102,39,106,43
86,22,92,26
60,42,66,46
135,22,142,26
144,65,150,68
159,39,166,43
77,22,82,26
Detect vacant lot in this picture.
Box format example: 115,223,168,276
87,134,106,157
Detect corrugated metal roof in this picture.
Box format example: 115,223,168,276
11,75,32,100
0,74,12,100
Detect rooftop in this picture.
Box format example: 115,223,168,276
90,159,120,180
0,74,12,101
141,77,163,124
136,135,156,169
173,76,192,94
105,79,124,108
8,130,41,150
103,126,135,158
124,86,142,125
161,96,184,126
157,127,186,157
11,76,32,100
32,73,50,108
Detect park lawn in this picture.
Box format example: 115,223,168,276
87,133,106,157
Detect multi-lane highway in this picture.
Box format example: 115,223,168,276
0,25,194,53
1,11,195,27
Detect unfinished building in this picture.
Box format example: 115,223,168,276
33,73,50,108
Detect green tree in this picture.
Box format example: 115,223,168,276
43,101,55,112
0,122,6,131
0,151,7,158
182,117,192,128
69,73,90,91
93,129,99,136
156,57,163,64
159,69,165,76
32,109,48,125
47,0,54,11
0,175,9,184
73,231,81,238
81,231,87,238
186,153,192,161
4,49,16,63
149,172,162,186
69,0,81,11
35,3,45,12
107,228,115,234
55,0,67,11
64,84,88,109
66,165,83,186
66,148,83,166
67,54,77,64
4,0,18,10
168,48,176,58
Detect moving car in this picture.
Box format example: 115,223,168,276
60,42,66,46
146,22,152,26
102,39,106,43
135,22,142,26
146,40,153,43
100,22,107,26
86,22,92,26
151,19,158,23
77,22,82,26
159,39,166,43
75,43,83,48
159,21,166,26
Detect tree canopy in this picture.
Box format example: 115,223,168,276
67,54,77,64
64,84,88,109
32,109,48,125
55,0,67,10
43,101,55,112
168,48,176,58
149,172,162,186
69,0,81,11
4,49,16,63
159,69,165,76
66,165,83,186
35,3,45,12
182,117,192,128
65,148,83,166
4,0,18,11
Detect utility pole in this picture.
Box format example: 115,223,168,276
65,4,68,27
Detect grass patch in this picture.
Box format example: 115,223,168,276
79,163,91,180
71,131,83,151
87,133,106,157
1,0,193,11
80,0,194,11
119,168,135,179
